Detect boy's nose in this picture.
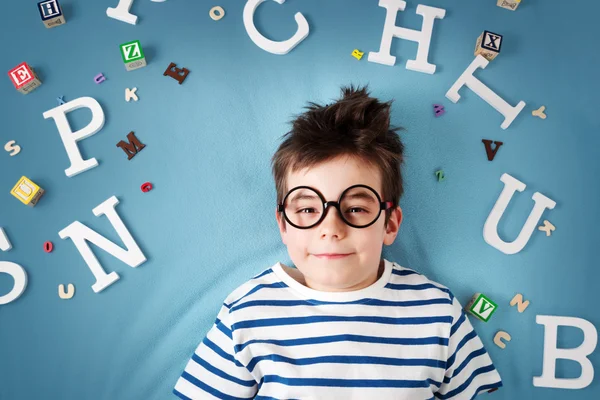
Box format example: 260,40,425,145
319,204,346,232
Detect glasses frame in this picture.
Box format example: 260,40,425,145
277,184,394,230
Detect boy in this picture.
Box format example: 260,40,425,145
173,85,502,399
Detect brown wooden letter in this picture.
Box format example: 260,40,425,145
163,62,190,84
482,139,504,161
116,131,146,160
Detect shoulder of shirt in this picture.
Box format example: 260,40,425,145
217,262,283,312
389,260,456,303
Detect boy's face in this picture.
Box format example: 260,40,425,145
275,155,403,292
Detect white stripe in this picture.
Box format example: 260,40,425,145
174,371,220,399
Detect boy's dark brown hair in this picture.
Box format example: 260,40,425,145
271,84,405,230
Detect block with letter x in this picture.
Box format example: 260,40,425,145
474,30,503,61
465,293,498,322
38,0,66,28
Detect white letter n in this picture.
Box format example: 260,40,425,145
59,196,146,293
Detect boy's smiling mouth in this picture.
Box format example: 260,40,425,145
312,253,353,259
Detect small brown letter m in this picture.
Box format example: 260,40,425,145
116,131,146,160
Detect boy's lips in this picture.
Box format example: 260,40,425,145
313,253,353,259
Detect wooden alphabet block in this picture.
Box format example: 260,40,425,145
8,62,42,94
474,31,503,61
10,176,45,207
120,40,147,71
497,0,521,11
38,0,66,28
465,293,498,322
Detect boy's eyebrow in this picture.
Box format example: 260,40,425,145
289,189,377,203
289,191,319,203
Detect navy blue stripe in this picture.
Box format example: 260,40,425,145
172,388,191,400
202,337,237,365
230,297,452,312
450,311,466,337
247,353,446,373
385,283,451,295
181,371,255,400
192,353,256,387
262,375,440,388
226,283,285,308
233,315,452,330
216,320,233,340
236,333,448,352
443,347,487,384
252,268,273,280
435,364,497,399
446,330,476,370
391,269,418,276
470,381,503,400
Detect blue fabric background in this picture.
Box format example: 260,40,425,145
0,0,598,399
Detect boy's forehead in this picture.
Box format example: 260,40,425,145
286,157,383,196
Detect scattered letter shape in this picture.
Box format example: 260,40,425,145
482,139,503,161
125,87,138,102
58,283,75,299
534,315,597,389
163,63,190,84
116,131,145,160
106,0,138,25
94,73,106,84
510,293,530,313
58,196,147,293
0,261,28,305
243,0,309,55
483,173,556,254
368,0,445,74
538,220,556,236
494,331,511,349
446,55,526,129
42,97,105,177
4,140,21,156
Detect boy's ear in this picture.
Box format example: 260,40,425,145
275,207,287,244
383,206,403,246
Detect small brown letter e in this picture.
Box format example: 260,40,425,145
163,62,190,85
117,131,146,160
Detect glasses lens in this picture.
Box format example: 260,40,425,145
340,186,380,227
284,188,324,228
284,187,380,228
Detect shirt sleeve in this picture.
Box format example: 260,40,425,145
434,295,503,400
173,303,258,399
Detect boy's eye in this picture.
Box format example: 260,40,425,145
296,207,368,214
297,208,318,213
347,207,367,213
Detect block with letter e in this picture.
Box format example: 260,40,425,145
120,40,147,72
38,0,66,28
8,62,42,94
465,293,498,322
474,31,503,61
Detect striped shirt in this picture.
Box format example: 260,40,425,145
173,258,502,399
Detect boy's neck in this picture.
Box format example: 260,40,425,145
281,259,385,292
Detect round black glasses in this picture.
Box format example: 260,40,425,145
277,184,393,229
